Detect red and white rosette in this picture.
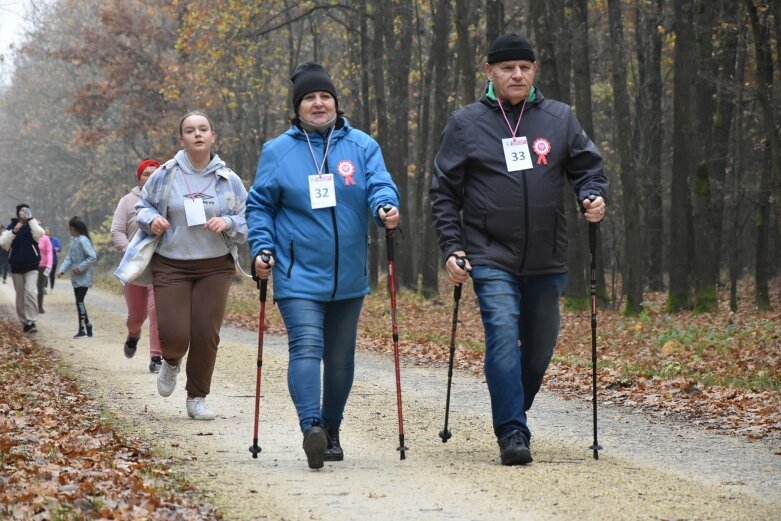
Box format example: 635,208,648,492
532,138,551,165
337,160,356,186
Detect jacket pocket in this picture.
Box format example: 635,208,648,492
286,240,295,278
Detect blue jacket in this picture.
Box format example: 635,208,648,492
59,235,97,288
247,119,400,301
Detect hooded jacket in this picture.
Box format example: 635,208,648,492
247,118,400,301
5,219,44,274
59,235,97,288
431,86,608,276
110,185,142,253
135,150,248,261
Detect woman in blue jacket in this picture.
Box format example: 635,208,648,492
57,216,97,338
247,63,400,470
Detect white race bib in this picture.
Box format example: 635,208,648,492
502,136,533,172
183,197,207,226
308,174,337,209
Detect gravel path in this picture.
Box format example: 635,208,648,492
2,283,779,520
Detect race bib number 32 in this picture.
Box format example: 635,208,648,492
308,174,337,209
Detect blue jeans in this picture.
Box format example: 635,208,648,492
471,266,566,442
277,297,365,433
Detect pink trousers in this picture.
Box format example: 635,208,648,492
124,283,161,357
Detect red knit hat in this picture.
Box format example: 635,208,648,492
136,159,160,180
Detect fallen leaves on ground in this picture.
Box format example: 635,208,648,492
226,276,781,443
0,321,221,520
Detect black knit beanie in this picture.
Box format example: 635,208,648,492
291,62,338,114
15,203,30,215
487,33,536,64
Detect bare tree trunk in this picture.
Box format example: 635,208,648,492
370,0,388,288
689,0,720,312
668,0,696,312
384,0,414,288
708,0,740,294
744,0,781,296
456,0,477,105
420,0,452,297
636,0,665,292
486,0,505,45
413,0,432,293
728,22,748,312
608,0,643,314
530,1,563,101
564,0,591,308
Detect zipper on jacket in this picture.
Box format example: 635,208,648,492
519,171,530,272
330,207,339,300
324,155,340,300
287,240,295,278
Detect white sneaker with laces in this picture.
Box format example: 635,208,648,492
156,360,180,397
186,397,216,420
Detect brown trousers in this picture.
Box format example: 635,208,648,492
151,253,234,398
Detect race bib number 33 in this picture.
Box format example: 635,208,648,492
308,174,337,209
502,137,533,172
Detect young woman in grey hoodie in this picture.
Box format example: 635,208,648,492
134,111,248,421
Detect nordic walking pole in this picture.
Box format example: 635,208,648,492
440,256,467,443
383,205,408,460
249,252,271,459
588,196,602,460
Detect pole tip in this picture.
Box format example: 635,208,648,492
589,443,602,460
249,444,262,458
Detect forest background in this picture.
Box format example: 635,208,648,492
0,0,779,315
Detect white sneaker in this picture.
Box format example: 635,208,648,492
186,397,216,420
156,360,180,397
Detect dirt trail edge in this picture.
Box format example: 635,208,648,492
3,284,779,521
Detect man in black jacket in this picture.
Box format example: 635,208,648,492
430,33,608,466
5,205,43,333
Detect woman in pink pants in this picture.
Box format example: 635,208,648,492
111,159,163,373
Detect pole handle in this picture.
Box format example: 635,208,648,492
452,256,466,300
251,252,272,300
382,205,395,262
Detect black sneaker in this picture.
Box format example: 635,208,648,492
324,427,344,462
73,330,87,339
86,323,93,337
302,422,327,469
23,322,36,334
124,336,139,358
498,430,533,466
149,356,162,373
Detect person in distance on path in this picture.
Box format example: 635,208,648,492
57,216,97,339
1,205,44,333
430,33,608,465
111,158,164,373
247,62,400,469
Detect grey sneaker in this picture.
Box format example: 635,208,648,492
186,397,216,420
123,336,139,359
156,360,180,397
